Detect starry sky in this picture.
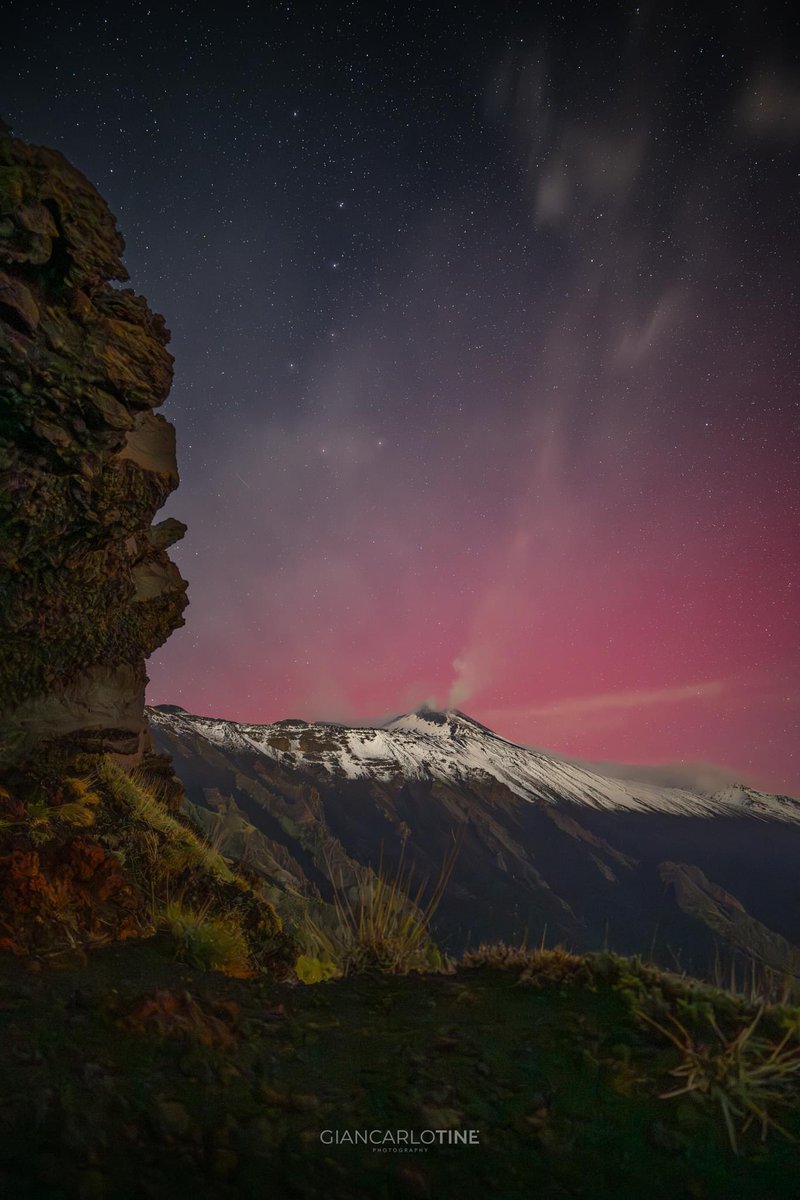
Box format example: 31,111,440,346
4,2,799,793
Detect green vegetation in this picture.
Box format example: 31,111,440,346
638,1005,800,1153
3,754,799,1195
101,760,236,883
295,952,339,983
159,898,252,977
0,753,292,971
0,938,799,1199
462,943,800,1157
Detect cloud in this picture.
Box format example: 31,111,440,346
577,758,746,793
736,68,800,141
479,681,729,743
478,681,749,792
486,45,648,231
615,286,687,366
520,680,726,722
534,126,648,229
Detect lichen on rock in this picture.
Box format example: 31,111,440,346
0,121,188,765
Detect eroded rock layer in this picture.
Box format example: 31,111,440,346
0,122,187,764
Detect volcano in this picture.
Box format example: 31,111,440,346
149,704,800,980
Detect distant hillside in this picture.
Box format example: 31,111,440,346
150,704,800,983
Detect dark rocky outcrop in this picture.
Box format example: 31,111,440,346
0,121,187,766
0,128,301,975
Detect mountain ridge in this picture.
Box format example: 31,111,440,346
149,702,800,980
148,703,800,822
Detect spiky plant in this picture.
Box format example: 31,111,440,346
639,1006,800,1153
302,842,457,977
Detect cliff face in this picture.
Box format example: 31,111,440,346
0,131,301,971
0,123,188,765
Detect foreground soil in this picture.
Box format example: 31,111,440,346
0,939,798,1199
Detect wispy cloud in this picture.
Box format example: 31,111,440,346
736,68,800,140
517,680,727,722
479,680,729,743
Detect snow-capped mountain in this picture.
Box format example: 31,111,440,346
149,703,800,824
149,704,800,978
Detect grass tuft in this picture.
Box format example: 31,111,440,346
638,1005,800,1153
98,759,235,883
302,843,457,977
462,942,590,988
159,898,253,977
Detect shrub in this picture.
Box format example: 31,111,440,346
160,899,252,977
295,953,339,984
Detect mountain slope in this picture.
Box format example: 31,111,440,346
152,704,800,823
149,704,800,981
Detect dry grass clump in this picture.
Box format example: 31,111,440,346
6,775,103,844
462,943,540,970
301,845,456,978
462,943,589,988
711,948,800,1007
638,1006,800,1153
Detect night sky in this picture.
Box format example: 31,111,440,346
4,2,799,793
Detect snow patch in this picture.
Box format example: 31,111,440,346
147,706,800,825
